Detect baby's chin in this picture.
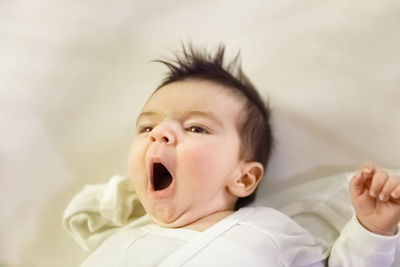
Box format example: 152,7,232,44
148,205,235,230
147,203,216,229
150,212,196,229
147,203,190,228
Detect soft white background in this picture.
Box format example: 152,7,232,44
0,1,399,266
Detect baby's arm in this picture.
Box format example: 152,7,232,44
328,165,400,267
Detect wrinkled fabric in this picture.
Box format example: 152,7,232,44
62,175,149,251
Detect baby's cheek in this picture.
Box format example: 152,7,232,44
128,138,141,156
182,145,225,186
129,139,144,164
128,141,147,184
183,147,209,171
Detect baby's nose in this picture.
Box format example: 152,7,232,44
149,125,176,145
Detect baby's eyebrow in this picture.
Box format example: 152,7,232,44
136,111,158,126
183,111,223,128
136,110,223,128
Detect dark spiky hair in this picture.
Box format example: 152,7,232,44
153,44,273,209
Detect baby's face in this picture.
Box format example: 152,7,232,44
129,80,246,228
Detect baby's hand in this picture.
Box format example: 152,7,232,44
350,164,400,236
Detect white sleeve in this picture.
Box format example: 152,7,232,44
328,216,399,267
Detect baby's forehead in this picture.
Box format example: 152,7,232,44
139,79,246,122
146,79,245,108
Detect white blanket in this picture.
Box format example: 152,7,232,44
63,175,150,251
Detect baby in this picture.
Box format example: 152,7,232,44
79,45,400,266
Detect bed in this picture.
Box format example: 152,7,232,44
1,1,399,266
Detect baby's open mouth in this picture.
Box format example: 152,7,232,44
152,163,173,191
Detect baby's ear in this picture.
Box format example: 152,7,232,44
227,161,264,198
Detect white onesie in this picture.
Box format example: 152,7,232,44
81,206,399,267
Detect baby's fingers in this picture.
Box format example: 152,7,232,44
391,185,400,199
369,170,389,198
379,175,400,201
350,171,366,197
390,176,400,199
362,164,377,178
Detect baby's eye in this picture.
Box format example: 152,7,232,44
185,125,209,134
138,126,153,133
